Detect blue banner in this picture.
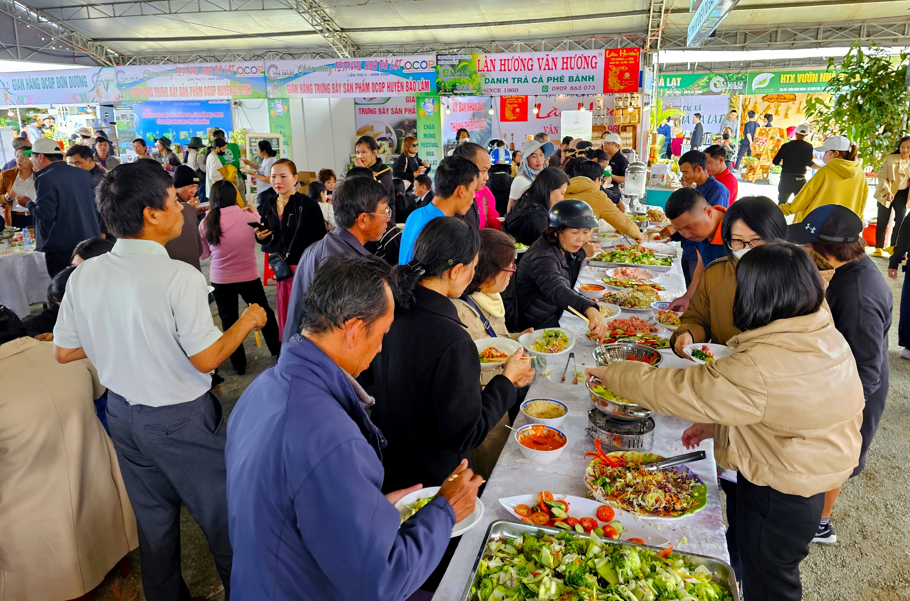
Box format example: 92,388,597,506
132,100,233,146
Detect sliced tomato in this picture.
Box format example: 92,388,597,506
657,546,673,558
521,517,534,524
596,505,615,522
564,517,581,528
536,502,551,516
627,538,646,545
551,499,569,512
603,525,619,539
579,517,598,532
529,512,550,525
538,491,554,505
514,504,533,517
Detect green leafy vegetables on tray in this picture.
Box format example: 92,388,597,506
470,530,733,601
592,247,673,267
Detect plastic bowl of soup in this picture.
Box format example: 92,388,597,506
514,424,568,463
578,283,607,299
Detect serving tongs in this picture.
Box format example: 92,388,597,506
641,450,707,471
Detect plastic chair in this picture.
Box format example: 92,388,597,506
263,253,275,286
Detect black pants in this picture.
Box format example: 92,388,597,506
777,174,807,205
9,212,33,228
106,391,233,601
735,476,823,601
211,279,280,374
876,188,909,248
44,250,72,278
719,478,743,582
735,142,751,169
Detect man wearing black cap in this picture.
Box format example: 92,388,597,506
789,204,892,545
165,165,204,271
21,137,101,276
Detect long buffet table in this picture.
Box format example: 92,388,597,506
434,251,730,601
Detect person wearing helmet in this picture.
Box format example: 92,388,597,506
488,146,514,216
511,200,608,339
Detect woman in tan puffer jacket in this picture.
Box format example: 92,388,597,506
587,242,864,601
873,136,910,255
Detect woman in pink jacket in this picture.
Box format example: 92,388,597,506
200,180,281,374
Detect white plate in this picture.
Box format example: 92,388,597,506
498,494,670,548
588,260,674,273
598,303,622,321
474,337,523,371
396,486,484,538
683,343,733,365
606,267,654,281
516,246,528,254
519,328,575,359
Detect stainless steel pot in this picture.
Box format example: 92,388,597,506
586,408,655,451
585,375,652,420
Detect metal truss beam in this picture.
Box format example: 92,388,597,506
35,0,288,21
280,0,358,58
0,0,119,64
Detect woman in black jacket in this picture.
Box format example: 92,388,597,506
354,135,394,211
512,200,608,337
504,167,569,246
255,158,327,339
371,217,535,494
392,135,429,183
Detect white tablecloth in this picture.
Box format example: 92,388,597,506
0,249,51,318
434,255,730,601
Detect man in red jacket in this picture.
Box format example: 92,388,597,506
705,144,738,203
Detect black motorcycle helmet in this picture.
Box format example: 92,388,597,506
548,199,598,230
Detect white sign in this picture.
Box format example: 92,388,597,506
687,0,740,47
560,110,593,142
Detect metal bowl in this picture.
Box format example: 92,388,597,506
586,408,655,451
593,342,663,368
585,376,652,421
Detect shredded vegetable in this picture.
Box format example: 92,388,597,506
531,330,570,354
592,247,673,267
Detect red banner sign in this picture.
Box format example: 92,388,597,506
500,95,528,122
603,49,641,93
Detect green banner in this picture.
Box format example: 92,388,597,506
658,73,747,97
268,98,293,160
746,70,837,94
416,95,443,173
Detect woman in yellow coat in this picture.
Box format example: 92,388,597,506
0,307,138,601
780,135,868,223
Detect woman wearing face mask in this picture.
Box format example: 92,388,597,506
780,136,868,223
508,140,555,212
722,127,737,171
512,200,608,339
873,136,910,257
354,135,394,205
504,167,570,246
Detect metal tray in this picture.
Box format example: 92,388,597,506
594,341,663,368
585,375,652,421
459,520,740,601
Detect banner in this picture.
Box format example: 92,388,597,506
437,50,605,96
560,110,593,142
268,98,293,160
132,100,233,146
115,63,266,101
663,95,732,135
354,96,417,155
416,96,443,172
603,49,641,93
441,97,494,148
0,68,118,105
747,70,837,94
265,57,435,98
658,73,747,97
498,95,616,148
500,96,528,122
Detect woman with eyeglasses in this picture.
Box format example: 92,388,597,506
392,135,430,184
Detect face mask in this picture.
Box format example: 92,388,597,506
731,248,750,260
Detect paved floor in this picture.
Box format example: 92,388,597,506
89,177,907,600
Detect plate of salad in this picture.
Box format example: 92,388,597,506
589,247,674,271
584,451,708,519
683,343,733,365
498,492,669,547
515,242,529,254
395,486,484,538
601,277,666,292
601,289,661,312
519,328,575,359
475,337,523,370
468,527,735,601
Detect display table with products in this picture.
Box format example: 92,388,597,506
434,257,730,600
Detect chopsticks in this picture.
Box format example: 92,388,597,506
567,306,589,324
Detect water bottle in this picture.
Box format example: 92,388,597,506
21,228,30,249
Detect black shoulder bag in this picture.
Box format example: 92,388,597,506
268,201,302,281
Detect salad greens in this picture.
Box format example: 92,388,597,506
470,530,732,601
400,496,434,523
531,330,570,354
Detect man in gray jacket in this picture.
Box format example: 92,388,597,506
283,176,392,342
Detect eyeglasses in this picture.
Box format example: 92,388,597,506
369,206,393,219
727,238,763,251
501,263,517,273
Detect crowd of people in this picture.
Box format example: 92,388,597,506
0,121,904,601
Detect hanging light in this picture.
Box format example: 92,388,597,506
445,100,451,115
488,98,495,116
532,96,539,115
578,102,585,112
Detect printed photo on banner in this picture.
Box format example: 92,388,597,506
354,97,417,156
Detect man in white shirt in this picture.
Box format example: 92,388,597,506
53,160,267,601
205,137,227,198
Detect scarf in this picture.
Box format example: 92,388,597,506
344,371,375,408
522,158,543,181
470,291,505,319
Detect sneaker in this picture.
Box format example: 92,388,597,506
886,246,896,256
872,248,884,258
901,348,910,361
812,522,837,544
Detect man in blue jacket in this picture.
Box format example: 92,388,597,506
21,137,101,276
226,253,483,600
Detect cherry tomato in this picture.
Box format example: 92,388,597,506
529,512,550,525
565,517,581,528
596,505,615,522
657,546,674,558
627,538,646,545
603,525,619,539
537,502,551,516
579,517,598,532
515,504,532,517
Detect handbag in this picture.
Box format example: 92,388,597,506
267,200,302,282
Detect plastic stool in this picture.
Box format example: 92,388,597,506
263,253,275,286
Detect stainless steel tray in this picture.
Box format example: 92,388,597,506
459,519,739,601
585,375,652,421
